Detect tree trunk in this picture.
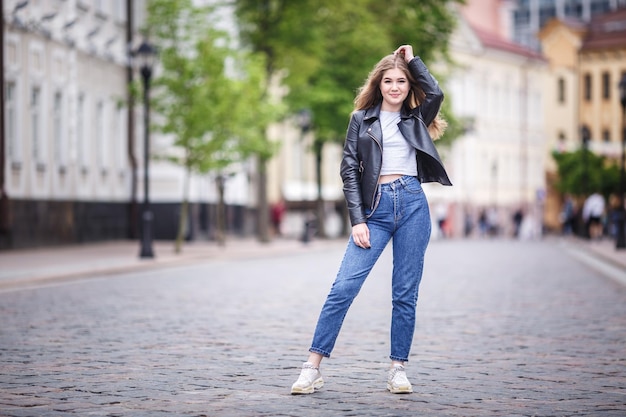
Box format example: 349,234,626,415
174,168,191,254
315,140,326,238
216,175,226,246
257,155,270,243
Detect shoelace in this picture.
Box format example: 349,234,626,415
389,366,408,383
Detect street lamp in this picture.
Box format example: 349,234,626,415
135,40,157,258
581,124,591,196
616,75,626,249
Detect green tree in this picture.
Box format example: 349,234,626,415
234,0,326,241
145,0,280,250
552,150,620,198
235,0,463,237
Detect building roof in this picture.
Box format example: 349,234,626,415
582,7,626,51
472,25,546,60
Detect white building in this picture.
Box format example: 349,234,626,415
2,0,148,248
0,0,264,249
435,2,549,238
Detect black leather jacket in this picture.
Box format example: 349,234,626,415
340,56,452,226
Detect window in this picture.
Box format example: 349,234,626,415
583,73,592,101
591,0,611,15
5,81,20,165
53,91,66,169
30,86,44,168
116,107,126,175
94,0,109,20
565,0,583,17
514,9,530,25
539,0,556,26
77,93,88,171
602,129,610,143
114,0,126,23
558,77,565,103
96,100,107,174
602,72,610,100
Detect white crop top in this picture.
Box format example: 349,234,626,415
379,111,417,177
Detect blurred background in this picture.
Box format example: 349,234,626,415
1,0,625,251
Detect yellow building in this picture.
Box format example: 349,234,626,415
538,8,626,231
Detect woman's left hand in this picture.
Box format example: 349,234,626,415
394,45,414,63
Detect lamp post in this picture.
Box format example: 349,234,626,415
579,125,591,238
135,40,157,258
581,125,590,195
616,75,626,249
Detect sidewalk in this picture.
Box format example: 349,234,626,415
0,237,341,291
561,235,626,272
0,235,623,292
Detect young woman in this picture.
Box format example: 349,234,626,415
291,45,452,394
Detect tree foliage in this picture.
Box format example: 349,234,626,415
235,0,463,146
552,150,620,198
234,0,463,237
144,0,281,249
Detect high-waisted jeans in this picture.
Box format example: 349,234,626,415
309,175,431,362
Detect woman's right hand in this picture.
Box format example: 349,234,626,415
352,223,371,249
394,45,414,63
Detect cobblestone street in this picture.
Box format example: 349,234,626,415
0,238,625,416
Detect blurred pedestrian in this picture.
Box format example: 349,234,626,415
512,208,523,238
291,45,451,395
464,210,474,237
487,207,499,236
478,209,488,237
270,198,286,237
582,192,605,240
435,202,448,238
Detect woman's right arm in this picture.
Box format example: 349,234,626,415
340,112,371,249
408,58,444,127
395,45,443,127
340,112,367,227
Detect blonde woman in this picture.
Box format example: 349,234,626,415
291,45,451,394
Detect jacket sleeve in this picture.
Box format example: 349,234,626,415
408,56,444,127
340,111,366,226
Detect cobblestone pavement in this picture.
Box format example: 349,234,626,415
0,238,625,416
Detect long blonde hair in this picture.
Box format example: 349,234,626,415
354,54,446,140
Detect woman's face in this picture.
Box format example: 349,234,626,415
379,67,409,112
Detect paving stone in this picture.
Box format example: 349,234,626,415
0,239,625,416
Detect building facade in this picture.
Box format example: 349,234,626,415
510,0,626,51
1,0,149,249
0,0,344,250
436,0,549,238
538,7,626,230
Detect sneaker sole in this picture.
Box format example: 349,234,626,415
291,378,324,395
387,383,413,394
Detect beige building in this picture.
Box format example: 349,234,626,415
538,8,626,230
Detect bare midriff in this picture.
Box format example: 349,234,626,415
378,174,404,184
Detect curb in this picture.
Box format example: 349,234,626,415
0,239,346,293
559,239,626,286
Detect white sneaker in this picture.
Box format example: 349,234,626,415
290,362,324,394
387,364,413,394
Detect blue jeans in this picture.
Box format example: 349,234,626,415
309,175,431,362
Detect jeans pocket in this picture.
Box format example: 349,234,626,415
403,178,423,195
